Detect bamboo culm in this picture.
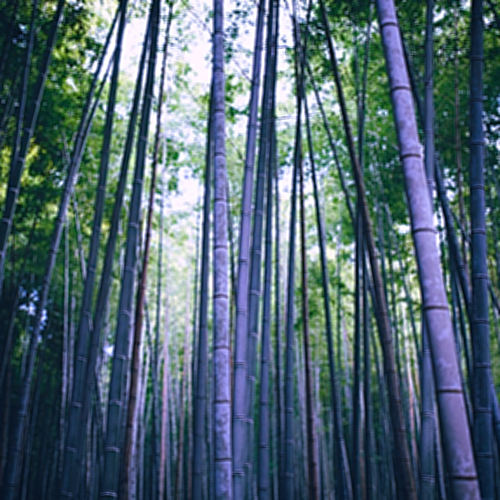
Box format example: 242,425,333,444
244,0,279,493
420,0,437,496
469,0,494,496
284,60,300,500
157,8,175,500
376,0,480,496
192,78,214,500
319,0,416,495
298,153,320,500
363,254,376,500
211,0,232,490
257,117,274,500
60,1,129,494
69,22,151,498
274,131,285,500
99,0,160,493
303,89,352,500
120,5,172,495
231,0,266,489
352,205,362,500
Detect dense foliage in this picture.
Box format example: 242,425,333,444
0,0,500,498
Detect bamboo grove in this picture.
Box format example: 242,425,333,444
1,0,500,497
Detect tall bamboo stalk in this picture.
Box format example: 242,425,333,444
151,10,173,499
120,5,171,495
174,291,191,499
454,5,468,267
358,16,375,498
211,0,232,489
419,1,437,497
192,78,214,500
469,0,494,496
157,110,171,500
304,90,352,500
354,25,368,479
58,222,70,485
298,156,320,500
319,1,416,495
61,1,129,493
363,256,375,500
284,66,300,500
245,0,279,492
257,119,274,500
99,0,160,493
274,134,285,500
352,205,362,500
231,0,266,488
74,22,151,497
376,0,480,496
160,273,172,500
